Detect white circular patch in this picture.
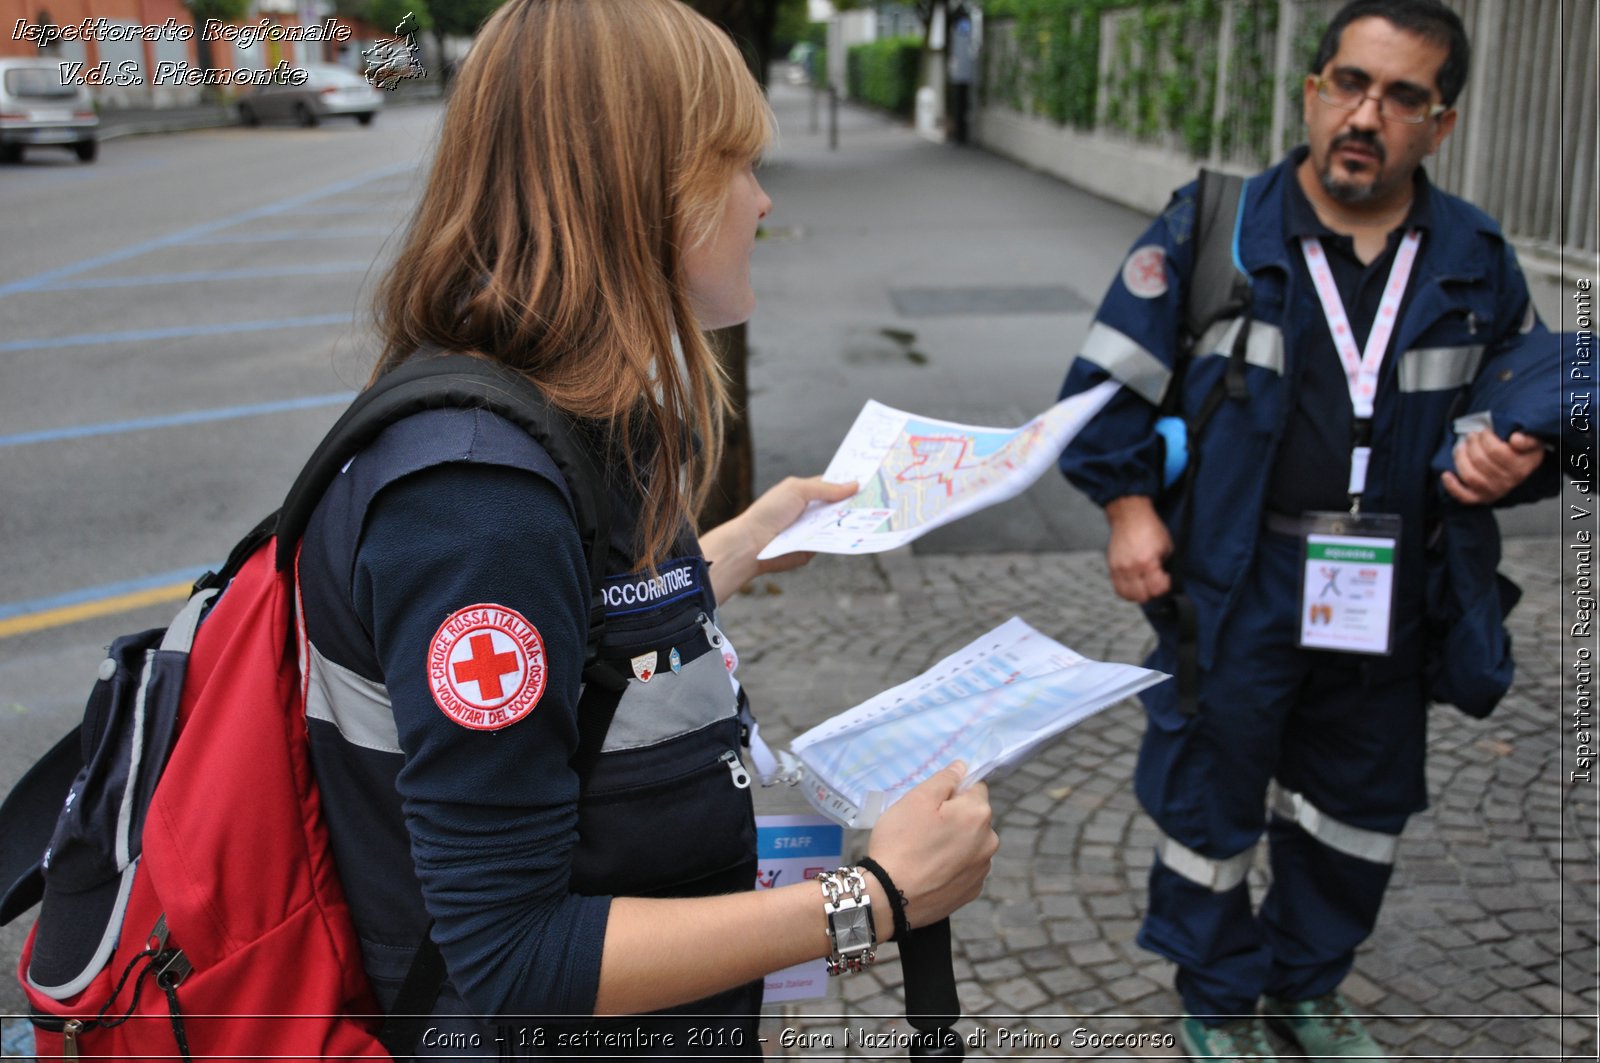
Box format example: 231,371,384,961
427,604,546,731
1122,245,1169,299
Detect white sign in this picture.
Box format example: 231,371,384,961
755,815,841,1003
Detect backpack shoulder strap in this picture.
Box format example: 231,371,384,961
279,349,627,692
274,353,628,764
1181,168,1250,347
1156,171,1251,719
273,354,610,599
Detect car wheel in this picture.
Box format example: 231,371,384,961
295,103,319,127
239,103,259,127
356,111,375,126
74,140,97,163
0,144,21,164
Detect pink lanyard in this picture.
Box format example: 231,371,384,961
1299,230,1423,501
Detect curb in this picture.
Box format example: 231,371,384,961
97,111,235,141
94,89,442,142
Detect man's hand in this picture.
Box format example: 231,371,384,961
1104,495,1174,604
1441,430,1546,505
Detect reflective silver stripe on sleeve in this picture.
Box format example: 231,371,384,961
1196,317,1286,376
1155,835,1255,893
1398,345,1486,392
305,642,402,754
1271,786,1398,865
1078,322,1171,405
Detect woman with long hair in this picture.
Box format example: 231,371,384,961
296,0,997,1054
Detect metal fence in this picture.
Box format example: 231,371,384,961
981,0,1597,261
1431,0,1598,259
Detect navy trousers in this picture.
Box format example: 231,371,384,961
1134,530,1430,1019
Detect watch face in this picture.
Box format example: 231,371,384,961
833,905,873,951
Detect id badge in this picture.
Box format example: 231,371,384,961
1297,511,1401,656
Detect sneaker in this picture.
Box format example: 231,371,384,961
1262,991,1389,1060
1179,1015,1280,1061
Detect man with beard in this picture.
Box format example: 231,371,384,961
1054,1,1560,1059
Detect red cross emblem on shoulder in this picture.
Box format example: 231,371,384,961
1121,245,1169,299
427,604,547,730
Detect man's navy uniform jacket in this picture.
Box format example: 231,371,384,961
1059,150,1563,714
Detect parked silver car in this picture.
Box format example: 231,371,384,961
0,57,99,163
237,63,383,128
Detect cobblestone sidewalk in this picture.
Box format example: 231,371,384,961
725,537,1597,1060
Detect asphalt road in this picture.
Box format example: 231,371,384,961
0,104,447,1011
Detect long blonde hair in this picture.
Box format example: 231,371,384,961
372,0,773,567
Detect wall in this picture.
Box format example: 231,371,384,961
972,0,1596,317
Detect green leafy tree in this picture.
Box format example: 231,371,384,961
332,0,433,41
369,0,431,38
771,0,809,55
427,0,503,79
185,0,250,72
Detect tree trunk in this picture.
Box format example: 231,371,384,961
698,323,753,529
684,0,779,526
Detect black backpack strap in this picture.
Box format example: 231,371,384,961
1181,170,1251,351
1159,170,1250,717
378,933,450,1058
274,354,610,595
274,352,624,691
1162,169,1251,418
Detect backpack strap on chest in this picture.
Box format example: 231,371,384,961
1158,170,1251,718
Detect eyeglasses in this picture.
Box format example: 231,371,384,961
1315,76,1448,124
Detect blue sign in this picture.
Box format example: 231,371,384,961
757,822,842,860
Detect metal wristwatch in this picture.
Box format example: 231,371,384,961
819,867,876,975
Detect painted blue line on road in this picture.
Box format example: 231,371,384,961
0,161,415,298
30,262,373,291
0,313,351,353
183,227,397,244
285,204,406,216
0,566,211,622
0,391,356,448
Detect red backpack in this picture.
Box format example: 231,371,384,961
0,356,617,1060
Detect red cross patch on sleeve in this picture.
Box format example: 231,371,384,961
427,604,547,730
1121,245,1169,299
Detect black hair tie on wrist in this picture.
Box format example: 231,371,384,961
857,856,912,942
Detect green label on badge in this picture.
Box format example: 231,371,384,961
1307,543,1394,564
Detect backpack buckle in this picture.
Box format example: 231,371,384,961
153,949,191,990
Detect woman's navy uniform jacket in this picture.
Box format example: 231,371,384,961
298,406,761,1056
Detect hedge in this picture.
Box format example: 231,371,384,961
845,36,922,117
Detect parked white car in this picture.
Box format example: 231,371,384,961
0,57,99,163
236,63,383,128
